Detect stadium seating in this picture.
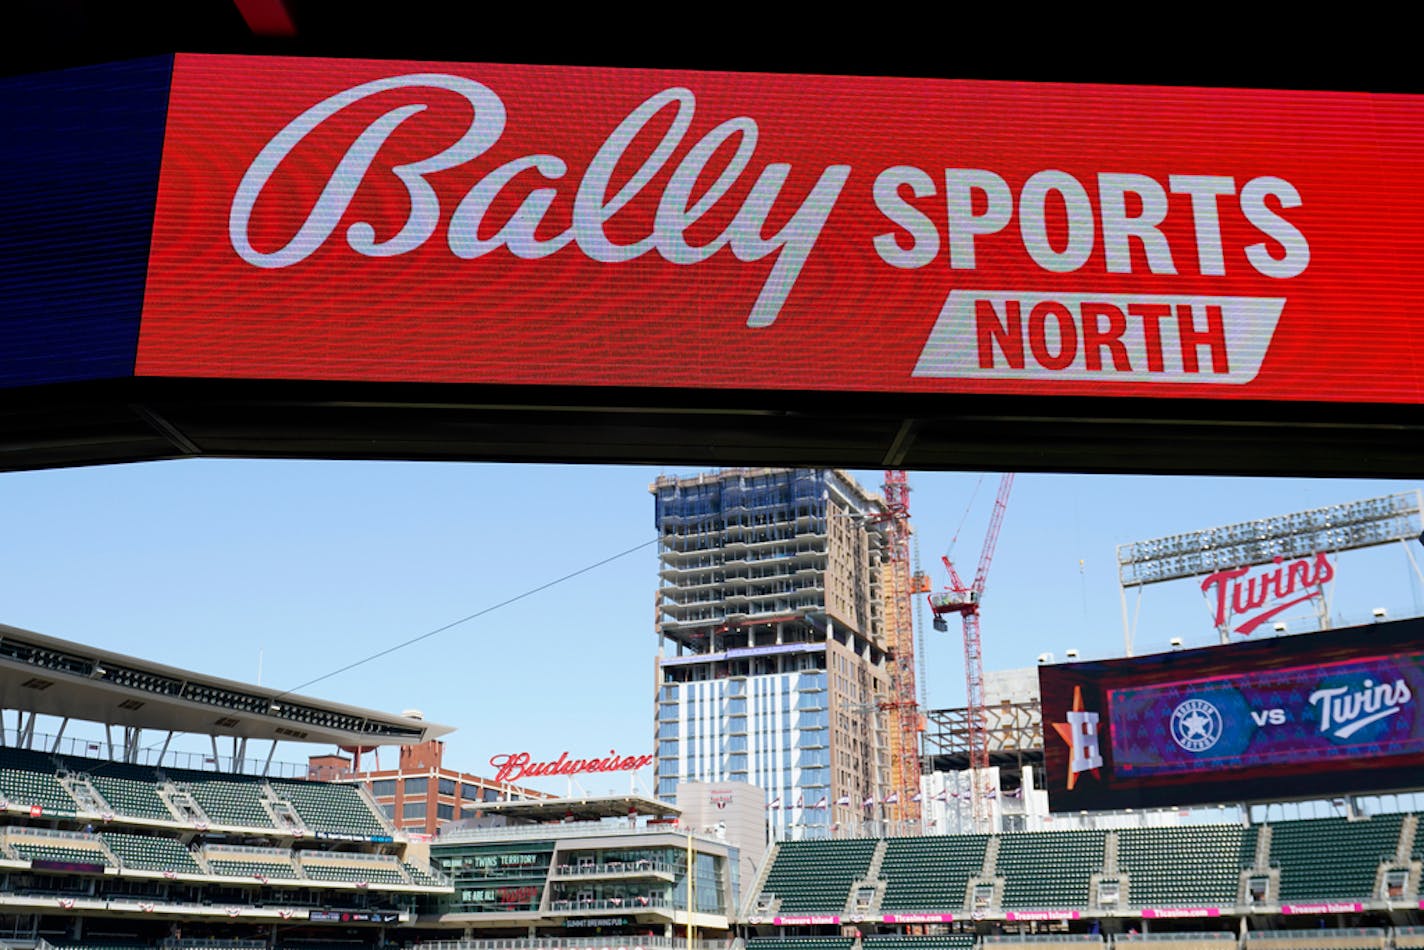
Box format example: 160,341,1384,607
1270,815,1403,901
865,936,976,950
878,834,990,912
1241,823,1261,868
747,939,856,950
0,749,80,815
760,838,879,912
204,847,303,880
173,776,276,829
997,829,1105,908
8,838,113,868
1117,824,1247,906
300,859,406,885
736,813,1423,920
100,831,204,874
268,779,388,836
403,860,443,885
86,770,176,822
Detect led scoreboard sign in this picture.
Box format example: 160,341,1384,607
135,56,1424,398
8,53,1424,405
1041,618,1424,811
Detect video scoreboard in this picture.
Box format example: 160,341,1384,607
1041,618,1424,810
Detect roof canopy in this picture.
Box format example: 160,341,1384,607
0,622,452,746
462,793,679,823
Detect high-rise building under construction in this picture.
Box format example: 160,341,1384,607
651,468,893,834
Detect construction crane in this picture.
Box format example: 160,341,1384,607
878,470,931,828
928,473,1014,828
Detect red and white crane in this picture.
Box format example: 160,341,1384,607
928,473,1014,827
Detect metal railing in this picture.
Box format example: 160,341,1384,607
438,823,697,844
1116,937,1235,944
418,939,736,950
299,848,400,866
204,844,295,859
1244,931,1386,941
2,828,97,844
1,730,311,778
549,897,676,912
552,860,678,877
984,938,1104,945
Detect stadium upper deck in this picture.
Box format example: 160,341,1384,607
0,622,450,749
0,622,461,945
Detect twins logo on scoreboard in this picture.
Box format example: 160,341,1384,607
1308,677,1413,740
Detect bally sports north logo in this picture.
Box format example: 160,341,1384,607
228,72,1308,388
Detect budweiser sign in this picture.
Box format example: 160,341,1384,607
135,55,1424,404
1201,552,1333,636
489,750,654,783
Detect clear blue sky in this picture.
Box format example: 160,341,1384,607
4,460,1421,793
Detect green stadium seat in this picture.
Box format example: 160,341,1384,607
879,834,989,912
100,831,203,874
1270,815,1402,902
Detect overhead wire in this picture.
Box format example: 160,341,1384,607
945,474,985,561
274,535,660,698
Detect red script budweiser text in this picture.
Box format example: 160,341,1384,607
488,750,655,783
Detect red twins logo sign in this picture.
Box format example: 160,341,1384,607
136,55,1424,403
1201,552,1334,637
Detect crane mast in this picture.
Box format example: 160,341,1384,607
880,470,928,827
929,473,1014,829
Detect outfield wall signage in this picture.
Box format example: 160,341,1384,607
1041,618,1424,811
7,55,1424,403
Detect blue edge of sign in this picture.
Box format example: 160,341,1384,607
0,56,172,389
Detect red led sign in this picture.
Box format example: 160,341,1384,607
137,54,1424,403
488,750,655,783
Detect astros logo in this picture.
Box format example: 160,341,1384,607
1051,685,1103,789
1170,698,1223,753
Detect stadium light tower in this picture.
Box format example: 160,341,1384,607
1116,491,1424,653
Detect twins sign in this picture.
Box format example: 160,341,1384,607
132,55,1424,402
1201,553,1334,637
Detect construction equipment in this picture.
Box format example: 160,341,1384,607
928,473,1014,828
878,470,930,826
